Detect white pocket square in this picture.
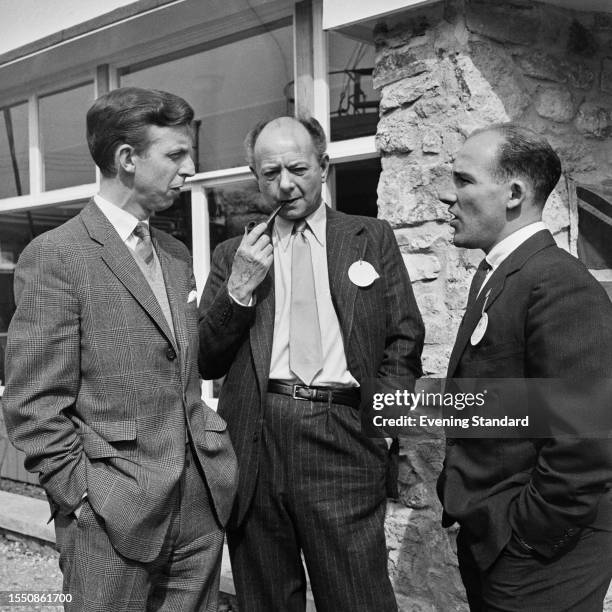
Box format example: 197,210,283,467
187,290,198,304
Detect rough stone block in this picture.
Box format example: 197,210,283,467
466,5,538,46
516,50,565,83
379,73,440,113
542,189,570,233
534,85,575,122
377,108,421,154
401,252,441,281
378,175,449,226
575,101,612,138
422,130,442,154
567,62,595,90
601,57,612,94
453,54,511,122
394,224,449,252
465,41,531,119
373,50,431,89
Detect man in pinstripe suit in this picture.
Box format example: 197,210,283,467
199,116,425,611
2,87,237,611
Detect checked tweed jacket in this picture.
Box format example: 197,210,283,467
2,200,237,563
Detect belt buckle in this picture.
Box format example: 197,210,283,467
292,384,310,401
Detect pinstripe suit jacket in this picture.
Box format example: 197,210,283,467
2,200,237,562
199,206,424,526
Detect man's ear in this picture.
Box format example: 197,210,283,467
320,153,330,183
116,144,136,174
507,179,527,211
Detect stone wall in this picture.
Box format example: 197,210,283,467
372,1,612,609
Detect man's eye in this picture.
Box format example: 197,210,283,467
263,172,278,180
291,167,307,176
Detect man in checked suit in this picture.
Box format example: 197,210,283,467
437,123,612,610
199,115,424,611
2,87,237,611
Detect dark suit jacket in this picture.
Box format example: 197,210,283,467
2,200,237,562
199,206,425,526
437,229,612,570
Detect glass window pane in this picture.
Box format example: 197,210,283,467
39,83,96,191
0,202,86,383
120,24,293,172
150,191,193,252
0,102,29,198
206,179,268,252
334,158,381,217
328,30,379,141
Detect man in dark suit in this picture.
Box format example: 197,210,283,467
199,115,424,611
437,123,612,611
2,87,237,611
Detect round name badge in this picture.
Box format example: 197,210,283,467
348,260,380,287
470,313,488,346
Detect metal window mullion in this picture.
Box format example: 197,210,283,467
28,94,44,194
190,181,214,401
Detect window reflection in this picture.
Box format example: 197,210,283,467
206,179,267,253
120,24,293,172
150,191,193,252
39,83,96,191
328,30,378,141
0,102,29,198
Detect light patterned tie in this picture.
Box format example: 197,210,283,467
289,220,323,385
133,222,155,267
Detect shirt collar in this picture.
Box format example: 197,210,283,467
93,194,147,242
273,200,327,252
486,221,547,270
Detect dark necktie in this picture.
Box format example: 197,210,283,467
467,258,492,308
133,222,155,267
289,220,323,385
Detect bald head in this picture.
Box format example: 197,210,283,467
468,123,562,207
246,115,330,221
245,115,327,168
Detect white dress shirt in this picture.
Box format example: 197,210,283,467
269,201,358,388
93,194,148,250
479,221,547,295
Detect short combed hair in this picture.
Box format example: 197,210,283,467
244,115,327,167
470,123,562,206
87,87,194,177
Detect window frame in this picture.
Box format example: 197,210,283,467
0,0,382,399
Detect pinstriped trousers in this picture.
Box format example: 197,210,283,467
228,391,398,612
54,442,224,612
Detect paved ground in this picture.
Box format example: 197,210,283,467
0,532,63,612
0,532,238,611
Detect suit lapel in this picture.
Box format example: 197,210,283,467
250,267,275,399
153,233,187,374
447,230,556,376
80,201,177,350
326,208,366,356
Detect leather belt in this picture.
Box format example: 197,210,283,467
267,381,360,408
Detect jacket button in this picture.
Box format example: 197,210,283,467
447,439,455,446
253,433,259,443
166,347,177,360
